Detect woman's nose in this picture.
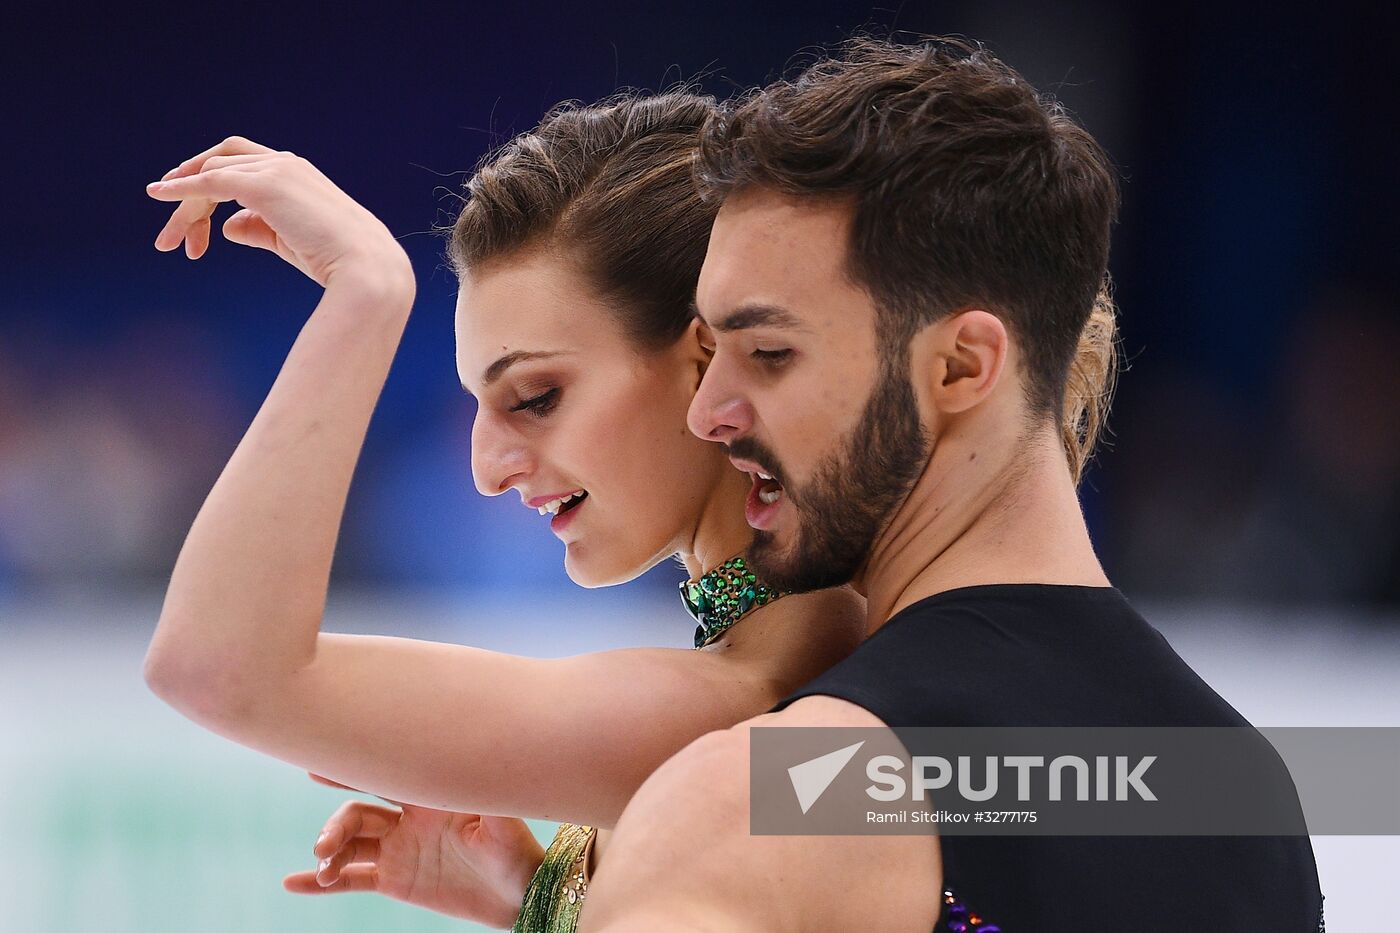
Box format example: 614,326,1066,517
470,414,534,496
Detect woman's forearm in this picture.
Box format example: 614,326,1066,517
144,267,414,717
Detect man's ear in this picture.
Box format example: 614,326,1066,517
919,309,1009,415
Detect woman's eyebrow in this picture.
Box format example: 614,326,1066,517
477,350,570,388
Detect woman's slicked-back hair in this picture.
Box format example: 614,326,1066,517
443,89,719,351
696,36,1122,481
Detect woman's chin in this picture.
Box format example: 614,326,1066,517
563,547,646,589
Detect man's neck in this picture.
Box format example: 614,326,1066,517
855,419,1110,634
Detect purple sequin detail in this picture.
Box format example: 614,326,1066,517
939,887,997,932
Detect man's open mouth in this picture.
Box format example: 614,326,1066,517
752,471,784,505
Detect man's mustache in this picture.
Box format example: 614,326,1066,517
728,436,790,491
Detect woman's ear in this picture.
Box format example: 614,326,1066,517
683,317,716,383
695,317,716,355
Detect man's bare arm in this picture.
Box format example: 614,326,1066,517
578,695,943,933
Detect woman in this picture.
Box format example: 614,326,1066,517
143,88,1118,928
142,91,868,930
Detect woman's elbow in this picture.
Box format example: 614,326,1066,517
143,626,257,728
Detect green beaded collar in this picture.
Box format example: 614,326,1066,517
679,554,787,649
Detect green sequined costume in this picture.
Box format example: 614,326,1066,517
511,822,595,933
510,553,787,933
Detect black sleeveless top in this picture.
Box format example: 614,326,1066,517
768,584,1324,932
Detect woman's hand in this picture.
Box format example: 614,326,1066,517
146,135,413,294
284,772,545,928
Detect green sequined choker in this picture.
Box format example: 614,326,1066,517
679,554,788,648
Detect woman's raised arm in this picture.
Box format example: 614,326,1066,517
141,137,851,830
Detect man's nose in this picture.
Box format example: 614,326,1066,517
687,370,754,444
470,413,533,496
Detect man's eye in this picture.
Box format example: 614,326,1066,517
510,387,561,416
751,348,793,366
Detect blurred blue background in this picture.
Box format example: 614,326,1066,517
1,1,1396,930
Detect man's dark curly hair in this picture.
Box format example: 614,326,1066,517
696,37,1121,476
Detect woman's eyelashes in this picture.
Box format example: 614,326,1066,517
509,386,561,417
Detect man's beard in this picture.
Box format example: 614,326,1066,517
736,357,930,593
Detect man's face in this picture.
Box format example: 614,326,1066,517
687,189,930,593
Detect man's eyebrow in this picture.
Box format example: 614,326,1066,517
463,350,568,393
710,303,810,334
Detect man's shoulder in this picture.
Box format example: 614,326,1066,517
748,692,890,730
612,694,941,931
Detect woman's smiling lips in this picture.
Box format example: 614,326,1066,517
524,489,589,533
549,495,586,532
525,490,586,514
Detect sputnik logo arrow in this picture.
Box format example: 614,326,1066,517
787,741,866,814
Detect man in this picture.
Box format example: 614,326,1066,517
576,37,1323,932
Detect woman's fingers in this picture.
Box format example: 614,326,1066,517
203,153,283,171
314,799,401,859
161,135,279,182
309,799,399,889
147,164,260,203
151,154,296,254
152,141,281,251
184,216,211,260
221,208,278,253
318,835,382,886
151,165,264,254
284,864,379,895
155,197,211,252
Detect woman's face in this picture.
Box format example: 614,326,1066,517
455,248,729,587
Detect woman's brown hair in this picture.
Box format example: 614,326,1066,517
442,89,718,351
1063,278,1120,484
